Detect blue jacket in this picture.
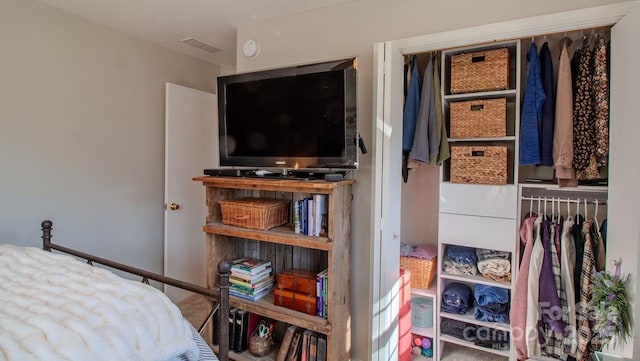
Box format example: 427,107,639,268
539,42,555,166
519,43,546,166
403,58,421,151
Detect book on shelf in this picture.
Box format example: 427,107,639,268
230,275,274,292
229,285,273,302
231,257,272,274
231,266,272,282
228,308,238,351
294,200,302,234
309,332,318,361
301,329,313,361
307,197,315,236
315,268,328,318
312,194,328,237
316,335,327,361
276,325,298,361
234,310,249,353
285,327,304,361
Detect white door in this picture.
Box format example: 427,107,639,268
164,83,218,303
371,41,405,361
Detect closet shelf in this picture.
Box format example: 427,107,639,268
440,310,511,332
412,325,434,338
443,89,517,101
438,334,511,358
448,136,516,142
412,285,437,299
440,272,512,289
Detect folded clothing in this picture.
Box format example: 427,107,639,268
440,318,476,341
474,284,509,306
473,284,510,324
476,259,511,279
442,257,478,276
441,282,473,314
474,327,510,350
446,245,477,265
474,306,510,323
475,248,510,262
410,244,437,260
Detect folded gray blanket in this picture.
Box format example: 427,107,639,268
442,257,477,276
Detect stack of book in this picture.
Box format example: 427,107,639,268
293,194,328,236
229,257,274,302
276,326,327,361
316,268,328,319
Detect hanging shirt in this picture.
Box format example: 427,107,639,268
593,34,610,167
554,38,578,187
560,217,578,356
539,217,564,334
432,56,450,165
520,43,546,166
512,213,538,361
539,42,555,166
573,38,595,172
410,56,438,163
576,220,596,361
526,216,544,358
403,57,421,152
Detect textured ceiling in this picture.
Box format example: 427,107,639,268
35,0,353,67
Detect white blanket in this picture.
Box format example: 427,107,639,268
0,245,199,361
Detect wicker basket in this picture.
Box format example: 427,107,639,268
450,145,507,185
219,198,289,230
248,330,274,357
450,98,507,139
400,256,437,289
450,48,509,94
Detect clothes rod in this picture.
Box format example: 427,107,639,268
521,196,607,205
520,186,608,201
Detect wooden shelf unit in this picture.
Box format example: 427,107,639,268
194,176,354,361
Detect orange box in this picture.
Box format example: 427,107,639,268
277,269,317,295
274,288,317,316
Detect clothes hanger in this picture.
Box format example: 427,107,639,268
551,197,555,222
544,197,548,218
594,200,602,238
529,196,533,216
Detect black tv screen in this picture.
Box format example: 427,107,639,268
217,58,358,171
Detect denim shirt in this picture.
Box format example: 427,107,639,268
402,57,421,151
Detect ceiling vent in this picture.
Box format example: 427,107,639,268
181,37,221,54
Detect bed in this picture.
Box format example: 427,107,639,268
0,220,230,361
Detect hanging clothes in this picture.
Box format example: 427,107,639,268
576,220,596,361
402,56,421,182
410,56,438,164
542,216,568,360
554,38,578,187
592,34,610,167
539,42,555,166
432,56,450,165
560,216,578,356
538,217,564,334
526,215,544,357
520,43,546,166
572,38,596,175
512,213,538,361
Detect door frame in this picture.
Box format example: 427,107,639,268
371,2,637,360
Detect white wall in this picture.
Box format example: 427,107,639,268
0,0,219,274
235,0,625,359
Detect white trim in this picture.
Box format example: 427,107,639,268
390,1,637,55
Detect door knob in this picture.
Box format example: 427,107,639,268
168,202,180,211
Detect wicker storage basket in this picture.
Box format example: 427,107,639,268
219,198,289,230
450,98,507,139
450,145,507,185
450,48,509,94
400,256,437,289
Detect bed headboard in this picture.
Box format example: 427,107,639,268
41,220,231,361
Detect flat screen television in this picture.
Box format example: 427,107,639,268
217,57,358,172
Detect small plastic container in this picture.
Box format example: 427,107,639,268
411,297,434,328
